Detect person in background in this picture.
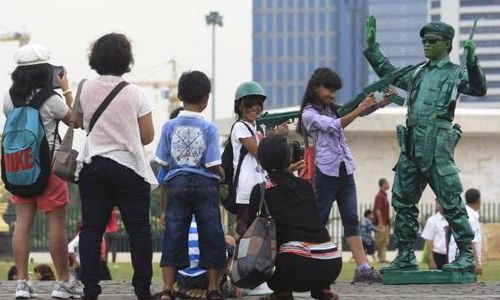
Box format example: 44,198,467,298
8,266,18,281
34,264,56,281
448,189,482,275
104,208,120,263
374,178,391,263
421,200,449,270
360,209,382,263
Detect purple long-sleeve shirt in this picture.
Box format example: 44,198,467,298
302,104,356,177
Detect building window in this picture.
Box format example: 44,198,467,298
308,36,315,56
277,0,285,8
277,37,284,56
319,38,326,56
254,0,263,9
287,13,295,32
287,86,296,105
287,61,294,80
298,0,305,7
266,63,273,81
461,0,500,6
267,37,274,57
253,12,262,33
266,12,274,32
319,12,327,31
298,12,305,31
298,37,305,56
266,0,273,8
308,61,316,76
254,37,262,57
461,12,500,20
431,1,440,8
253,62,263,81
474,40,500,47
277,62,284,81
308,0,316,8
287,0,295,7
308,12,316,31
298,61,305,78
267,86,274,106
277,86,284,107
330,12,336,31
277,13,284,33
287,36,295,56
461,26,500,34
431,14,440,21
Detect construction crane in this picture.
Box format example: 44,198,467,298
132,58,180,112
0,31,30,45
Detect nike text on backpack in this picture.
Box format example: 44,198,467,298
1,89,58,197
220,121,254,214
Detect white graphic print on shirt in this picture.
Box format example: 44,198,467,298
171,126,205,166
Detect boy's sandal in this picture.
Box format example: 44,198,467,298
259,292,295,300
155,289,177,300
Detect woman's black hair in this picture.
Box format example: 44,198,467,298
296,67,342,135
9,64,52,100
257,135,298,194
89,33,134,75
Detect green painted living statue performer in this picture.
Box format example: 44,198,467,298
364,15,487,273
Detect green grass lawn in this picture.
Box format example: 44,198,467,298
1,260,499,282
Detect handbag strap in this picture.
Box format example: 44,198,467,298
88,81,129,133
69,79,87,130
257,182,271,217
57,79,87,153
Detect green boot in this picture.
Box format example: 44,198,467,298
443,244,475,272
380,246,418,273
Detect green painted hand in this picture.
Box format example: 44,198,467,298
463,39,477,65
365,15,377,45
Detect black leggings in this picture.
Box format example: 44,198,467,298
268,253,342,296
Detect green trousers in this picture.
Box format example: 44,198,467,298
391,154,474,248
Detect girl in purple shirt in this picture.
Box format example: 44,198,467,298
297,68,393,283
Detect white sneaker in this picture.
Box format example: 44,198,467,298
15,280,36,299
243,282,273,296
51,281,83,299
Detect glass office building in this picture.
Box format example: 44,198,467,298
252,0,368,108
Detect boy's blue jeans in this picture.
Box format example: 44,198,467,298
315,165,360,237
161,173,226,270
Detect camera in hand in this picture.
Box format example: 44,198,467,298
51,66,64,89
289,140,305,163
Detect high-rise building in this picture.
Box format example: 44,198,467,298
252,0,368,109
430,0,500,103
368,1,428,83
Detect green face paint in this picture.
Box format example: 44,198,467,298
422,33,450,62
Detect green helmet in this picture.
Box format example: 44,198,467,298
234,81,267,101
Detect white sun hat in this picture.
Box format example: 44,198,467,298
14,43,51,66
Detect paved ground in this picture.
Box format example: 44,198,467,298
1,281,500,299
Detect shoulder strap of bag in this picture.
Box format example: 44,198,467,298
88,81,129,133
232,120,256,186
257,182,271,217
57,79,87,153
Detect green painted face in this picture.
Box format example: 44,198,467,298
422,33,450,62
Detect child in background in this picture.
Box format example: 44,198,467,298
155,71,226,300
34,264,56,281
360,209,381,263
448,189,483,275
421,200,449,270
8,266,18,280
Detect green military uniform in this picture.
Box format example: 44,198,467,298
364,23,487,272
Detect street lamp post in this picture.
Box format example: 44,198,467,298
205,11,223,122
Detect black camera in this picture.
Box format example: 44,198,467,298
289,140,305,163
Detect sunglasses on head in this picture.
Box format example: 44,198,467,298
421,37,444,45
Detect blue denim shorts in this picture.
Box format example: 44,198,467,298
160,173,226,269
